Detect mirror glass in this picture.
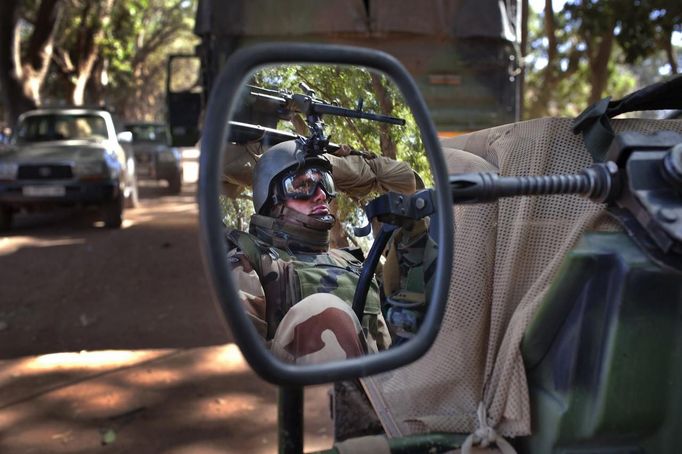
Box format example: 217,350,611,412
219,63,437,366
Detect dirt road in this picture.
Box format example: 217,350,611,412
0,158,333,453
0,183,227,356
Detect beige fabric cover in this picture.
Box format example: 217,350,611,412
363,117,682,438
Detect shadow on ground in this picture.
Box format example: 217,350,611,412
0,346,333,453
0,180,334,453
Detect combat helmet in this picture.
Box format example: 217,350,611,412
252,139,332,215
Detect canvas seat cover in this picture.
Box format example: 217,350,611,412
362,117,682,438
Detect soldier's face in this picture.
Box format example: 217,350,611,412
285,185,330,216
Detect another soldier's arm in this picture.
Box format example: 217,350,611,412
382,218,438,341
326,152,419,198
227,248,268,338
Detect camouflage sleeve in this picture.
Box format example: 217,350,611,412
382,218,438,339
327,153,417,198
227,247,268,338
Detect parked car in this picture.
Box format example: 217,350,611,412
123,122,183,194
0,107,139,229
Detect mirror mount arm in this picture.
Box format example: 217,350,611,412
278,385,304,454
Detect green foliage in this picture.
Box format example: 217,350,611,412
525,0,678,118
223,64,432,250
252,64,429,185
220,194,254,232
101,0,198,119
34,0,197,117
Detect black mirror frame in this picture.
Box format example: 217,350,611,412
199,42,453,386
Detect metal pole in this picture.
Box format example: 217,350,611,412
279,385,304,454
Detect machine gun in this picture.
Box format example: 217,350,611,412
229,83,405,157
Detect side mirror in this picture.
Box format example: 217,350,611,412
117,131,133,143
199,43,453,386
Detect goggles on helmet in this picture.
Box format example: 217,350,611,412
280,167,337,201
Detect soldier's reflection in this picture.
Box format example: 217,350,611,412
225,140,391,364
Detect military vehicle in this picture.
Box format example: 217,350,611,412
198,41,682,454
166,0,521,147
124,122,183,194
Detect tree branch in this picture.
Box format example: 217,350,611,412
662,27,679,74
370,72,397,159
51,46,75,75
26,0,62,72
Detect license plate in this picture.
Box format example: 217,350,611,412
22,185,66,197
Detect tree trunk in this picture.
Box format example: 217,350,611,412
519,0,529,119
0,1,30,127
527,0,557,117
69,0,113,105
25,0,62,101
663,29,679,75
329,201,349,249
370,73,397,159
587,23,615,104
0,0,61,127
88,57,107,106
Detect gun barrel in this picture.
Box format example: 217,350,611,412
313,103,405,125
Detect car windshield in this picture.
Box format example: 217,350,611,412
16,114,109,143
128,125,167,143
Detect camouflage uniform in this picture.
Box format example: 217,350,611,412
222,138,428,440
226,224,392,364
382,218,438,341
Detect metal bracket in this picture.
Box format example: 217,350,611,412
606,132,682,262
354,189,436,237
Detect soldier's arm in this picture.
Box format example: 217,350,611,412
227,248,268,338
326,152,418,198
381,218,438,340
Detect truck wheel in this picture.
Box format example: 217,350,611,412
101,195,123,228
168,171,182,195
0,207,12,231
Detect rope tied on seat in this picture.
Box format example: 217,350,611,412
461,402,517,454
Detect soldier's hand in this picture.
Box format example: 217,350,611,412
333,144,377,159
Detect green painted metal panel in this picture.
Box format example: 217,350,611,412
521,232,682,453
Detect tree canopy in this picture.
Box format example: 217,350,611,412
221,64,430,250
524,0,681,118
1,0,680,128
0,0,197,127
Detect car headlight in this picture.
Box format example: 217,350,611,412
73,161,107,178
0,162,18,180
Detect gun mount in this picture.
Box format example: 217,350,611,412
230,83,405,158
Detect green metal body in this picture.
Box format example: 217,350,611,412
167,0,521,146
311,432,466,454
521,231,682,453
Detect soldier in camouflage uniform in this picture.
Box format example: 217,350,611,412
226,139,392,364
